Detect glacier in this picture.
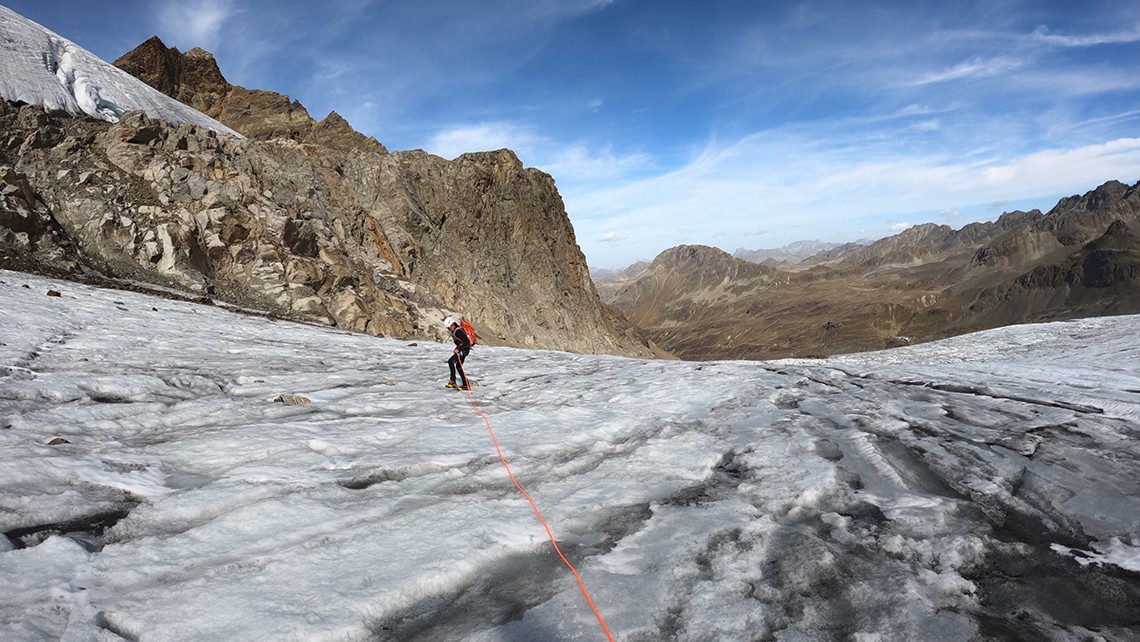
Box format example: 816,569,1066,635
1,269,1138,641
0,5,237,136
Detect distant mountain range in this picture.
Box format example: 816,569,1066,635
732,239,869,265
592,239,870,281
596,180,1140,360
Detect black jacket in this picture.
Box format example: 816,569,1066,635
451,327,472,351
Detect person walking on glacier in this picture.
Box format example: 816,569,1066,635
444,316,474,390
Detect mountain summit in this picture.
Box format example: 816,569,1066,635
113,37,385,153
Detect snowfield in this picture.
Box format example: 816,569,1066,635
1,269,1139,641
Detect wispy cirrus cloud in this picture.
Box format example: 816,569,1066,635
427,122,544,159
154,0,234,52
912,56,1026,86
1073,109,1140,129
426,121,652,187
1029,25,1140,47
518,0,616,22
543,145,653,184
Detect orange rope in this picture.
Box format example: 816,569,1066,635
456,357,614,641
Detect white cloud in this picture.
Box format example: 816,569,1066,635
427,122,543,159
543,144,653,183
155,0,234,51
426,122,652,189
980,139,1140,189
520,0,616,22
1012,67,1140,97
913,56,1025,86
1073,109,1140,129
910,119,942,133
891,222,913,232
1030,25,1140,48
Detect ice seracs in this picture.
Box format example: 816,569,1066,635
50,37,124,121
0,5,237,135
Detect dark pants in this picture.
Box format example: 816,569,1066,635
449,349,470,387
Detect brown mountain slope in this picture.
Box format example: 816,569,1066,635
972,180,1139,272
601,180,1140,360
967,219,1140,326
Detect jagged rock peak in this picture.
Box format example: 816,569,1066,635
320,111,351,128
1090,218,1136,248
114,38,386,153
1054,180,1132,212
184,47,216,60
112,36,228,111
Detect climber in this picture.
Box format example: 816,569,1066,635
444,316,473,390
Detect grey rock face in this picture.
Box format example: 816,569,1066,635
0,101,653,357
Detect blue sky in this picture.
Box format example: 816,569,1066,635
7,0,1140,269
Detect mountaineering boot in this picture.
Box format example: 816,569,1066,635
445,380,457,388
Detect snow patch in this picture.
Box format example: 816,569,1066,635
1052,538,1140,572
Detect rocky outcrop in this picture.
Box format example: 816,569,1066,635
0,101,655,357
110,37,230,116
972,181,1140,271
836,210,1045,272
113,37,386,153
968,219,1140,324
1078,219,1140,288
0,165,74,273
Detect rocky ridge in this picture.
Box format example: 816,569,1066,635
113,37,385,153
600,180,1140,360
0,99,653,356
968,217,1140,326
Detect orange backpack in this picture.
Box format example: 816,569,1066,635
458,319,477,346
